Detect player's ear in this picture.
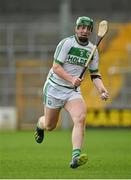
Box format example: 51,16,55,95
75,26,78,33
75,26,77,31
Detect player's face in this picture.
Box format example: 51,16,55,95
75,25,92,43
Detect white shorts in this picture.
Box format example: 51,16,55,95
43,81,83,109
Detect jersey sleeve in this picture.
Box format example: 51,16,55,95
88,48,99,73
54,38,71,65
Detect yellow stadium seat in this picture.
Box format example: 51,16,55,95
109,110,120,126
122,110,131,127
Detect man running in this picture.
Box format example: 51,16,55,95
35,16,109,168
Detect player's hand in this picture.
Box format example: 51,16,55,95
100,91,109,101
71,77,83,87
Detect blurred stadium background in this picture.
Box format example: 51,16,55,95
0,0,131,130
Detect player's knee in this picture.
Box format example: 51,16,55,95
80,112,86,121
74,113,86,126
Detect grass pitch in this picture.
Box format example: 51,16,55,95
0,128,131,179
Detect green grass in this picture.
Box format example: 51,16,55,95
0,129,131,179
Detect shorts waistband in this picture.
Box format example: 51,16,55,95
49,78,74,89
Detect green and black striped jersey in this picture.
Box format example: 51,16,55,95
47,35,99,92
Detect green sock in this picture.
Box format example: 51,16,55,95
72,149,81,159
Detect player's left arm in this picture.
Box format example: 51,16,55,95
88,48,109,100
90,72,109,101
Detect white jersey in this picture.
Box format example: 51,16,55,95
46,35,99,93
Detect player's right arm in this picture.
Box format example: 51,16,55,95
52,38,82,87
52,63,82,87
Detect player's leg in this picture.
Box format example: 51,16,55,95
65,98,86,151
35,107,60,143
35,82,64,143
64,98,88,168
41,106,61,130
